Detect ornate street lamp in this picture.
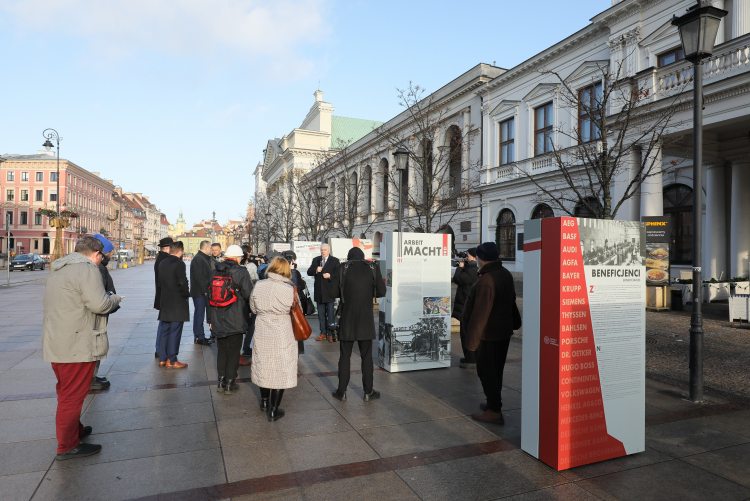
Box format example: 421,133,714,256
42,129,68,261
316,183,328,243
393,147,409,233
672,0,727,403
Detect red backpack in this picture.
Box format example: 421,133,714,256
208,269,237,307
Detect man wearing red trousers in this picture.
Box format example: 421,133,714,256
43,236,122,460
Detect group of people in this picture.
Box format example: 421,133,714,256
42,230,517,461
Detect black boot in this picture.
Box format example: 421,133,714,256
259,387,270,412
267,389,286,422
225,379,239,395
217,377,226,393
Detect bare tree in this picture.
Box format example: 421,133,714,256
372,83,481,233
266,172,298,243
521,57,686,219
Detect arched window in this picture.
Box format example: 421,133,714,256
495,209,516,260
380,158,389,213
349,171,358,216
446,126,462,196
531,204,554,219
663,184,693,265
574,197,601,218
364,166,372,214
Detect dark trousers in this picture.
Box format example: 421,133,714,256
52,361,96,454
476,338,511,412
159,321,184,363
317,302,335,336
192,297,208,341
155,320,161,351
458,321,477,363
242,314,256,356
216,333,243,380
338,340,373,394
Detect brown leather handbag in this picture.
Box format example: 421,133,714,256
290,289,312,341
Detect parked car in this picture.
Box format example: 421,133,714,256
10,254,45,271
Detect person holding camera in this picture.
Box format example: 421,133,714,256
329,247,386,402
453,247,479,369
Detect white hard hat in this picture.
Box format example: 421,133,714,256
225,245,244,257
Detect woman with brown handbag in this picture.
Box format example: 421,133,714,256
249,256,298,422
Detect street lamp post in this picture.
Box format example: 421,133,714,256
42,129,65,260
393,147,409,234
672,1,727,403
5,211,10,287
317,183,328,243
265,211,272,254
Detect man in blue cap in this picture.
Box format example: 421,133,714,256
462,241,517,425
91,234,119,390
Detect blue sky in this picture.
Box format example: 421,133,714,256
0,0,610,228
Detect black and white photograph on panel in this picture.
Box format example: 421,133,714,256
577,219,646,267
388,316,450,368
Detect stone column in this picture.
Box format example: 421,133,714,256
640,146,663,217
462,108,471,188
734,0,750,38
704,162,727,280
730,160,750,277
710,0,726,45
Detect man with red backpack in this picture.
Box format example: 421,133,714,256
207,245,254,394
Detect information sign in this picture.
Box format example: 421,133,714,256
328,238,373,261
641,216,671,285
521,217,646,470
292,241,321,295
377,232,452,372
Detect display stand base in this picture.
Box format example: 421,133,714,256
646,286,671,311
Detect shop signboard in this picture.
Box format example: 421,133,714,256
378,232,452,372
521,217,646,470
328,238,373,261
641,216,671,286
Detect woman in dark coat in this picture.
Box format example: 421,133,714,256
452,247,479,367
207,245,253,395
329,247,386,402
158,242,190,368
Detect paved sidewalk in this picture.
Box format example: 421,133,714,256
1,264,749,500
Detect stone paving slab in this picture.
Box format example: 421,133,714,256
2,264,750,500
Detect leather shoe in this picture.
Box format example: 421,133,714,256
224,379,239,395
80,426,92,439
480,402,488,411
459,362,476,369
159,361,166,367
90,377,110,391
315,334,327,341
238,355,251,366
331,390,346,401
363,390,380,402
194,338,210,345
55,442,102,461
471,410,504,424
217,376,226,393
166,360,188,369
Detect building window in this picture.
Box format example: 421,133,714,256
495,209,516,260
534,102,554,156
50,172,58,182
20,212,27,225
34,240,38,250
36,172,43,182
663,184,693,265
579,83,602,143
531,204,554,219
50,191,57,202
574,197,602,218
658,47,685,67
35,190,43,202
6,190,13,202
6,172,14,182
21,172,29,182
500,118,515,165
20,190,28,202
6,211,12,225
34,212,42,225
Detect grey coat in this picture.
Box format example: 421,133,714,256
43,252,121,363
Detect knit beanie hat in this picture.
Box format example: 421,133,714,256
475,242,499,261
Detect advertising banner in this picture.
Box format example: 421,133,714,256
328,238,373,261
292,241,322,295
378,232,452,372
521,217,646,470
641,217,671,286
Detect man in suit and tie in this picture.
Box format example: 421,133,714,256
307,244,340,342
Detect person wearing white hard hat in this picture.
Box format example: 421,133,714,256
206,245,254,395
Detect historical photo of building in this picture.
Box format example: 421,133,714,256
578,219,646,267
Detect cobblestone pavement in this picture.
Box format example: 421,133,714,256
1,264,749,500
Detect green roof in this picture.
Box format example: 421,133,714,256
330,116,383,150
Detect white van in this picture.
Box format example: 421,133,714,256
117,249,135,261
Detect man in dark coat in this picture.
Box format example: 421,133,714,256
307,244,340,342
206,245,253,394
190,240,213,346
462,242,517,425
329,247,386,402
452,247,479,369
158,241,190,369
153,236,174,357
